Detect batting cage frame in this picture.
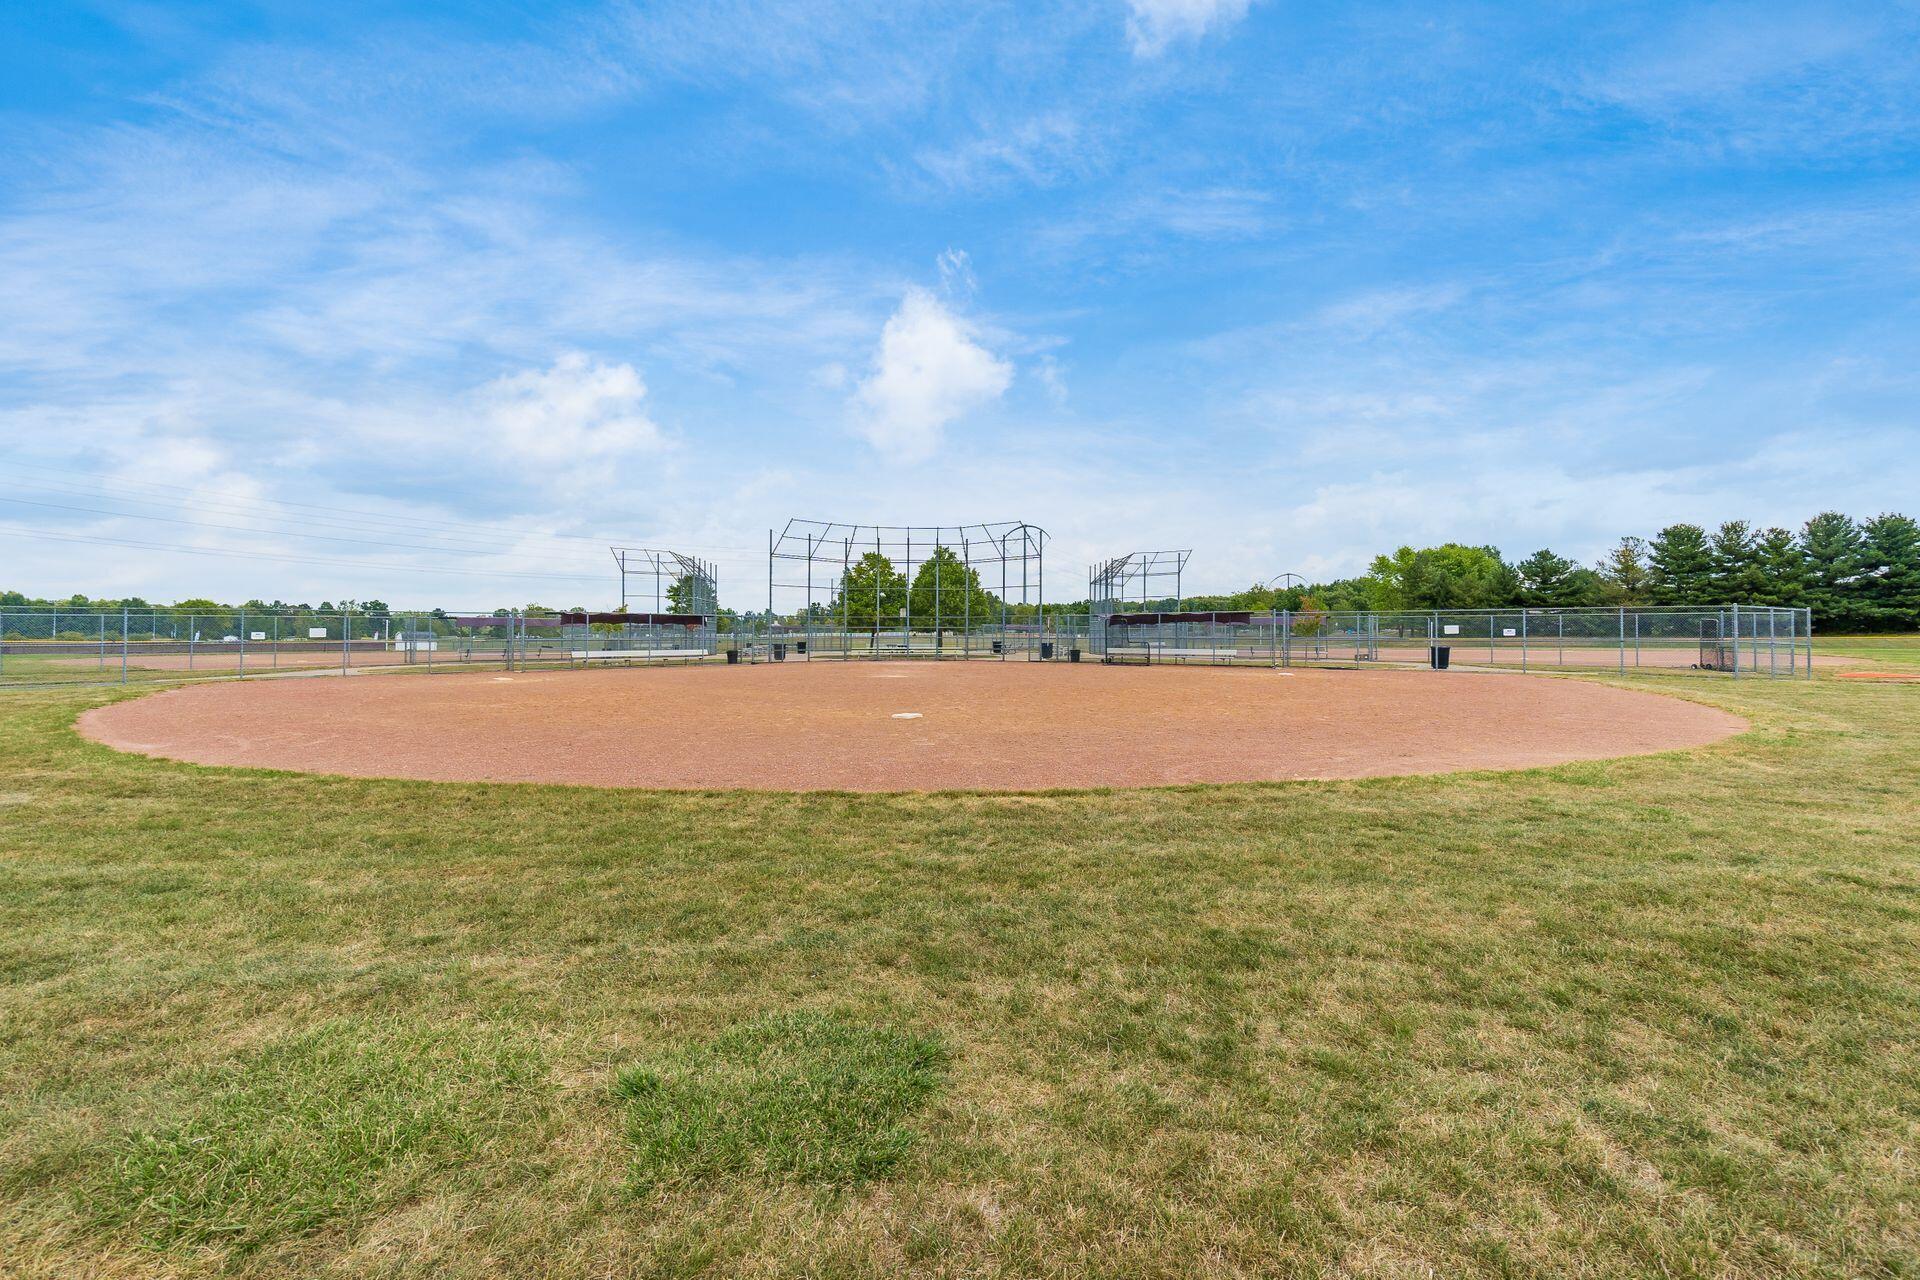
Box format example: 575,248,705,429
763,519,1050,659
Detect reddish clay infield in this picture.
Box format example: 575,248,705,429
77,661,1746,792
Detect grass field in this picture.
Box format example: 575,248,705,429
1815,633,1920,672
2,669,1918,1277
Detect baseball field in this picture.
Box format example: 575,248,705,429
2,653,1917,1277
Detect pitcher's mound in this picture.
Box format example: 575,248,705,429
78,662,1744,792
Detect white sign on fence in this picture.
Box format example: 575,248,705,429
1502,628,1517,637
251,631,266,641
308,628,328,639
1442,624,1460,635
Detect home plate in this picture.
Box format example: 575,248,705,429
891,712,922,719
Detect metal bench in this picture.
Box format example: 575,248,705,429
1103,645,1241,663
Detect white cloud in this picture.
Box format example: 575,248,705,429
1125,0,1254,58
851,288,1012,462
480,353,669,464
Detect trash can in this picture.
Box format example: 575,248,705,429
1068,648,1081,663
1429,645,1451,670
991,639,1003,654
1040,641,1054,660
795,640,807,655
726,648,740,664
772,642,787,662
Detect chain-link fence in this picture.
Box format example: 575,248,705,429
1070,604,1812,678
725,617,1052,662
0,607,721,689
1,603,1813,689
723,604,1810,677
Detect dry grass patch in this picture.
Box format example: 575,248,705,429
0,673,1915,1276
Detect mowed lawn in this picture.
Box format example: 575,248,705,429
1,670,1917,1278
1819,633,1920,673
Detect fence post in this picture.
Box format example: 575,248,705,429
1520,610,1528,671
1730,603,1740,677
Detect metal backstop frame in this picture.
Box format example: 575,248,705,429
763,519,1049,659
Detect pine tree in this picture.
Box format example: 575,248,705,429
1516,548,1576,607
1648,524,1714,605
1753,526,1809,607
1860,512,1920,630
1560,567,1608,606
1709,520,1766,601
1801,512,1869,631
1596,537,1651,605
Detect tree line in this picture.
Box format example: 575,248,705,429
1070,511,1919,633
8,510,1915,634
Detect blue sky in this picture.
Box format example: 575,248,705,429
3,0,1918,609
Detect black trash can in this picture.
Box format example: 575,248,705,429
1068,647,1081,663
796,640,807,655
991,639,1003,654
1429,645,1451,670
1040,641,1054,660
772,642,787,662
726,648,740,664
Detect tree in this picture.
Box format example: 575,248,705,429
1366,544,1518,611
1517,548,1571,606
1709,521,1766,601
1312,577,1373,613
1801,512,1869,630
1513,548,1603,607
833,551,908,631
1753,527,1810,607
1595,537,1651,605
907,546,1001,637
1563,567,1608,607
1647,524,1714,605
1860,512,1920,630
